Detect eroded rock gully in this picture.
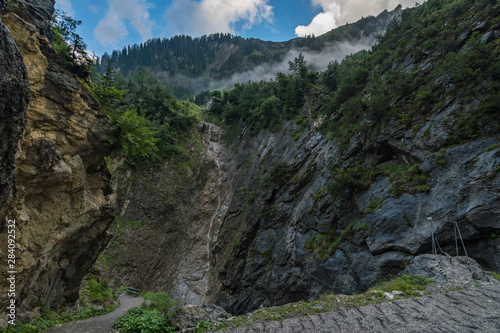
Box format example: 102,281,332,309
102,123,233,305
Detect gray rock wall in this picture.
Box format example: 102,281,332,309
0,0,30,229
211,117,500,314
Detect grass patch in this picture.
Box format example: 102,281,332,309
382,164,430,197
312,187,327,204
364,199,385,215
328,163,430,199
327,165,380,198
305,221,357,261
485,143,500,152
369,274,435,297
262,162,291,187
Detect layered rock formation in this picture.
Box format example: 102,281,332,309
0,0,114,325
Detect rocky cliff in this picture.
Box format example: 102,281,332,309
0,0,114,325
212,121,499,314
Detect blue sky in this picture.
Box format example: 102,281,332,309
55,0,415,57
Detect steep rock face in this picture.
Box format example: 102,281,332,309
212,120,500,314
0,0,114,324
102,123,233,305
0,0,30,228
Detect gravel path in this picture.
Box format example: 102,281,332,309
226,284,500,333
42,293,144,333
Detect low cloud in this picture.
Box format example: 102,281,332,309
296,0,415,37
172,38,375,96
164,0,273,37
94,0,153,47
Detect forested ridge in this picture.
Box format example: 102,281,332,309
95,6,400,98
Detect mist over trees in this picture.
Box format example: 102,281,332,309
95,7,401,98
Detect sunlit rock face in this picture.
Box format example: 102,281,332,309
0,0,114,325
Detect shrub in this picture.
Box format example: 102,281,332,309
113,307,175,333
113,292,179,333
108,109,159,160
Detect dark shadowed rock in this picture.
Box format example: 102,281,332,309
0,0,30,228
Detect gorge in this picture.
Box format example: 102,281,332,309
0,0,499,329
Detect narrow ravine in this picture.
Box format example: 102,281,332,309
202,124,222,304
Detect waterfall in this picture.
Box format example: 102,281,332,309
202,124,222,304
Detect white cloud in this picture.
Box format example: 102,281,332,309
56,0,75,16
296,0,416,37
94,0,153,47
164,0,274,37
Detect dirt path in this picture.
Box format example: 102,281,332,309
43,293,144,333
226,284,500,332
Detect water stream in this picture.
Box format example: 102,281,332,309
202,124,222,304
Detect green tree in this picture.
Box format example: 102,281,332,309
289,53,308,79
92,60,125,112
51,10,91,76
109,109,159,159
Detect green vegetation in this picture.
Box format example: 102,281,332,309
305,220,357,261
369,274,435,297
385,164,430,197
435,148,448,166
492,271,500,280
92,62,201,167
113,292,180,333
263,162,292,186
97,11,393,98
0,274,117,333
327,165,381,198
364,199,385,215
51,10,92,78
312,187,327,204
356,222,371,234
190,0,499,153
327,163,430,199
79,273,115,305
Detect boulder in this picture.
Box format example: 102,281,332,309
172,304,229,331
402,254,495,284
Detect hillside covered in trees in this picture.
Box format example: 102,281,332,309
96,6,401,98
